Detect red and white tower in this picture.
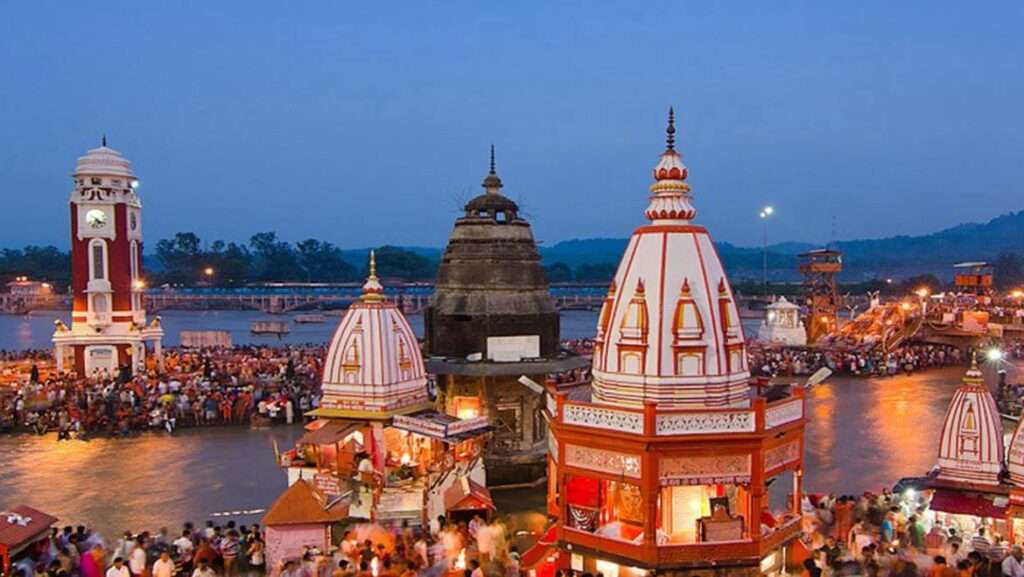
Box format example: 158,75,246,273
52,138,163,377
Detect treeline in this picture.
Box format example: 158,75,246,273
0,246,70,288
154,232,435,286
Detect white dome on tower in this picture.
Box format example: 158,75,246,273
318,252,430,418
74,138,135,178
591,109,750,409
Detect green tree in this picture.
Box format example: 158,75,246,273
373,246,436,281
296,239,357,282
249,232,304,282
575,263,617,283
545,261,573,283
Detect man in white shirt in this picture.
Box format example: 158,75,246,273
1004,546,1024,577
152,552,175,577
173,530,194,557
191,559,216,577
106,558,130,577
129,539,147,577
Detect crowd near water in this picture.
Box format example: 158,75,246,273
749,344,967,379
8,514,524,577
801,491,1024,577
0,346,324,437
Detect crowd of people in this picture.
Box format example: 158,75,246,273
8,514,525,577
0,345,324,437
801,490,1024,577
750,344,965,379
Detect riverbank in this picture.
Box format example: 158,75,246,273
0,367,973,541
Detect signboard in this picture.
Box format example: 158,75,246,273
314,473,343,497
392,415,447,438
85,345,117,374
446,415,489,437
486,335,540,362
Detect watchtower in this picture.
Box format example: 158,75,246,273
799,249,842,344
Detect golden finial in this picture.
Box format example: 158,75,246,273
361,250,384,302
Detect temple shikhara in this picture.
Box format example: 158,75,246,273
424,148,587,484
539,110,807,577
270,254,491,565
52,139,163,376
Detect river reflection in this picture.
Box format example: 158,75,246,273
802,366,961,494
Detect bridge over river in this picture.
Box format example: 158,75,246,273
1,285,654,315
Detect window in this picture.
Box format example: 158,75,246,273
91,293,108,313
130,241,139,281
91,177,101,185
90,240,106,281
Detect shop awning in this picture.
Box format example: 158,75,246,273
929,489,1008,519
296,420,362,446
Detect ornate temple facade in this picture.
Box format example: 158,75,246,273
52,140,163,376
541,111,807,577
425,149,586,484
275,253,489,535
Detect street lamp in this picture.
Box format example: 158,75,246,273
759,206,774,296
204,267,215,277
915,287,930,316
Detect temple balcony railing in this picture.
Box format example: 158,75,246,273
550,387,805,439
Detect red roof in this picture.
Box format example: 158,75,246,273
444,478,495,512
0,506,57,549
929,489,1008,519
262,480,350,526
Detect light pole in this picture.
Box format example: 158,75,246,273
759,206,774,296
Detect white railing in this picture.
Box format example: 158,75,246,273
765,399,803,429
655,411,756,435
562,403,644,434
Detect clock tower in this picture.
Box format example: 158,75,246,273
52,138,163,377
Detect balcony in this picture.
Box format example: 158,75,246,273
552,389,805,440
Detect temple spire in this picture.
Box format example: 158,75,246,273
482,144,503,193
361,250,384,302
666,107,676,151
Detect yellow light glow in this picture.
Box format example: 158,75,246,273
900,302,911,311
203,267,215,276
916,287,930,298
1012,290,1024,299
133,280,146,290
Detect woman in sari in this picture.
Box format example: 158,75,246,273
80,544,106,577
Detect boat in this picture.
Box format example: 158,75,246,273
250,321,290,335
293,313,326,324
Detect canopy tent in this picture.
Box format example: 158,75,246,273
296,420,362,446
929,489,1008,519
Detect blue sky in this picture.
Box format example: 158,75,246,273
2,1,1023,250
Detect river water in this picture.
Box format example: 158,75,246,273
0,310,971,539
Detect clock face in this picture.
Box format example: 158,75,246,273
85,209,107,229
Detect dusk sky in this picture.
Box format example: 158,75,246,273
2,1,1023,251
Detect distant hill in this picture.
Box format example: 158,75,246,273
539,210,1024,281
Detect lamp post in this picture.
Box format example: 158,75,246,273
759,206,774,296
915,287,930,317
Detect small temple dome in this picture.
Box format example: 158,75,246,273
74,138,136,178
591,109,749,409
1005,401,1024,486
936,359,1004,486
319,252,430,418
